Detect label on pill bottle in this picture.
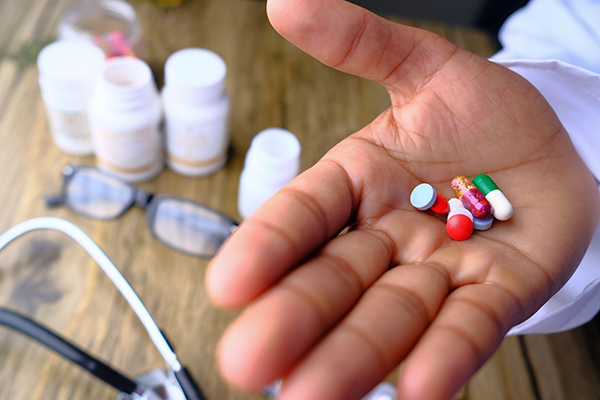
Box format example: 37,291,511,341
46,108,94,155
165,117,229,175
92,124,163,182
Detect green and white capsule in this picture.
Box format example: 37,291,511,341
472,174,513,221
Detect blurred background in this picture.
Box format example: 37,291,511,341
150,0,530,35
350,0,529,34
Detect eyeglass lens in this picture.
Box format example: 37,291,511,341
66,168,134,219
151,198,234,257
61,166,236,257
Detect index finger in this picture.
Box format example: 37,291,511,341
206,159,358,307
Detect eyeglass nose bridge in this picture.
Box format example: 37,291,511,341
134,189,154,210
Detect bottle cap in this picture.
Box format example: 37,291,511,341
238,128,301,218
37,39,105,106
164,48,227,105
244,128,301,185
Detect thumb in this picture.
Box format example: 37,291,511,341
267,0,460,93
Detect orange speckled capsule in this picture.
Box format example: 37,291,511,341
451,176,493,219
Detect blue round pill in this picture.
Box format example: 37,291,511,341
410,183,437,210
473,215,494,230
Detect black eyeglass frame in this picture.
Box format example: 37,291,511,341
46,164,238,258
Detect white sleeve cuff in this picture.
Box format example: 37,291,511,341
490,58,600,335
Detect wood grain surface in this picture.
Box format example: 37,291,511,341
0,0,598,399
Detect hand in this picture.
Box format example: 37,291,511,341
206,0,600,399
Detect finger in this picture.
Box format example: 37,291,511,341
276,263,451,400
217,228,395,389
397,284,524,400
266,0,460,92
206,159,357,307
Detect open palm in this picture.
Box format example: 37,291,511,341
206,1,600,399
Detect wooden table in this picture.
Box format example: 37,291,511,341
0,0,598,399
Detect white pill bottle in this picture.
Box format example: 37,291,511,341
37,39,105,155
162,48,231,176
238,128,301,219
89,56,163,183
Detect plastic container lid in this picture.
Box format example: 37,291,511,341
164,48,227,105
37,39,105,106
238,128,301,218
243,128,301,185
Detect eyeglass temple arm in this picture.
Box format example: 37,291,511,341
0,307,141,395
0,218,181,369
174,367,207,400
45,195,65,207
45,165,71,208
156,332,207,400
0,217,208,400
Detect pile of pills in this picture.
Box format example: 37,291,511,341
410,174,513,241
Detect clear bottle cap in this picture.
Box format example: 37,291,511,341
59,0,140,57
164,48,227,105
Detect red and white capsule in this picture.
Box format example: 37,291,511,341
410,183,449,214
446,198,473,241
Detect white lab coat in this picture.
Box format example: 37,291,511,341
491,0,600,334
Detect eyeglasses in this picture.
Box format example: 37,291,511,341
0,306,145,397
46,165,238,258
0,217,207,400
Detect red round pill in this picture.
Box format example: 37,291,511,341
446,214,473,241
430,192,449,214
